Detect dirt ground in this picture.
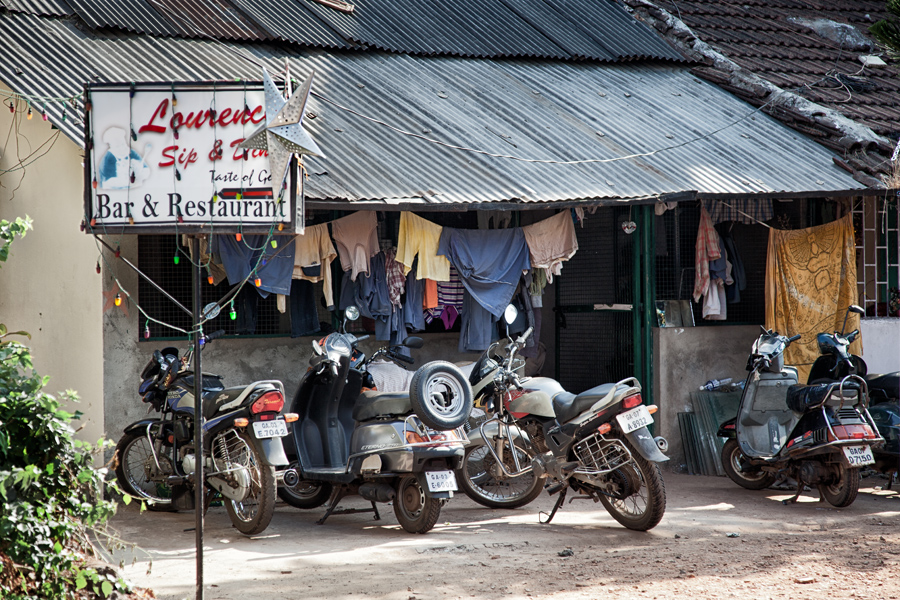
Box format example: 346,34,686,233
107,472,900,600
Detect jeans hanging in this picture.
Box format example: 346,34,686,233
235,285,258,335
290,279,321,338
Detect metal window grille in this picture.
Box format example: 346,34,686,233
853,196,900,318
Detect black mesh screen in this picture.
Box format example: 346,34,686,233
557,311,634,394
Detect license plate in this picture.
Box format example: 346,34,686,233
252,419,288,439
616,405,653,434
842,444,875,467
425,470,457,492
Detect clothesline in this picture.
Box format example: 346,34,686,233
715,200,773,230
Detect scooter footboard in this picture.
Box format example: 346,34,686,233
625,427,669,462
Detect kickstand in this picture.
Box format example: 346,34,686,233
317,488,381,525
540,488,568,524
781,484,805,505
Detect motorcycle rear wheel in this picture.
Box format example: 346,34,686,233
598,438,666,531
219,430,276,535
393,475,441,534
458,444,543,509
114,431,175,511
278,472,333,509
818,464,860,508
721,439,776,490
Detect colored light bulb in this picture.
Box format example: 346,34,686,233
278,223,284,231
90,217,96,227
207,275,214,285
173,255,180,265
96,261,101,274
92,178,98,189
235,233,242,242
8,102,13,113
130,171,135,184
236,192,242,200
42,112,48,121
114,293,122,306
212,194,218,203
230,309,237,320
172,95,177,107
143,324,150,339
254,277,262,287
26,107,32,120
131,128,137,141
128,216,134,225
114,248,121,258
85,101,92,112
175,169,181,181
270,240,277,249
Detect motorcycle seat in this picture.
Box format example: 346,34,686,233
865,372,899,402
787,381,859,414
552,383,617,424
352,391,413,422
202,386,252,420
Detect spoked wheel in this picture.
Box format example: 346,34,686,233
598,438,666,531
214,430,276,535
410,362,473,430
721,439,776,490
114,431,175,511
818,464,860,508
393,475,441,534
278,470,333,509
458,444,543,509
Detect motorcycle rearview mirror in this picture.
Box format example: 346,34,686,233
402,336,424,349
311,338,324,356
840,304,865,335
345,306,360,321
201,302,221,320
504,304,519,325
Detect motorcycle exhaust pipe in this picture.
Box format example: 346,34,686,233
280,468,300,487
358,482,396,503
654,436,669,454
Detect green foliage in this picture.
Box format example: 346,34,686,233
870,0,900,54
0,216,32,266
0,341,130,599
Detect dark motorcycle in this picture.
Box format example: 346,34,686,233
458,305,669,530
114,330,292,535
717,318,883,507
807,305,900,485
279,306,473,534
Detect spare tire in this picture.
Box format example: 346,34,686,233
409,361,474,430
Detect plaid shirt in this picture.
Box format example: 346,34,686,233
692,206,722,303
384,247,406,307
704,199,773,226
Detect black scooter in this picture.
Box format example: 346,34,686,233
717,319,883,507
807,305,900,485
278,307,473,534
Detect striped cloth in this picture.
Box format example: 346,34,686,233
692,206,721,303
424,266,464,326
704,199,773,226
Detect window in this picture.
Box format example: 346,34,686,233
853,195,900,318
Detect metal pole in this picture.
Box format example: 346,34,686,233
632,210,643,387
191,236,205,600
642,205,656,415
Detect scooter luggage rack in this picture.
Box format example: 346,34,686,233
813,375,884,451
572,433,632,476
401,415,468,448
478,415,533,478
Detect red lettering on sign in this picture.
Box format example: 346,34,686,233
159,145,177,167
138,99,169,134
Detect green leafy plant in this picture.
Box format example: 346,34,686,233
870,0,900,55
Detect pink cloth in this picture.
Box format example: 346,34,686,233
522,210,578,281
692,206,722,303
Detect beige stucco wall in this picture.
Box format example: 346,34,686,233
0,88,105,444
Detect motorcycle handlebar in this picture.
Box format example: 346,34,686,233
516,327,534,346
389,351,415,365
787,334,801,343
206,330,226,342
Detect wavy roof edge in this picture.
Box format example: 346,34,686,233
0,0,687,63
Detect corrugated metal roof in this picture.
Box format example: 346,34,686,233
64,0,178,36
1,0,71,16
3,0,685,61
151,0,269,41
0,11,862,204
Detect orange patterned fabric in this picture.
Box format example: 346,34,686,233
765,214,861,383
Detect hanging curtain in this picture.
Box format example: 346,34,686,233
765,214,862,383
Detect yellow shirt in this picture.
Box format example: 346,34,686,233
396,212,451,282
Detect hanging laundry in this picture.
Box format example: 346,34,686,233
458,289,498,353
403,267,426,333
477,210,512,230
716,224,746,304
526,268,548,308
289,279,320,337
183,235,227,285
438,227,531,318
396,212,451,282
293,222,338,309
522,210,578,282
424,266,464,328
234,285,259,335
692,206,721,304
332,210,380,281
705,198,773,226
339,252,403,342
212,233,295,297
383,247,406,308
423,279,438,310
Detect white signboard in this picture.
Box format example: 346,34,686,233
85,83,300,233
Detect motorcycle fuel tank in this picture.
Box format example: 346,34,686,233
506,377,561,418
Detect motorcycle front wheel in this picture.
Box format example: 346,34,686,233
114,430,175,511
818,464,860,508
216,430,276,535
721,439,776,490
393,475,441,534
597,437,666,531
458,444,543,509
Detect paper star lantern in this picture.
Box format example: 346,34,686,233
240,68,324,201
